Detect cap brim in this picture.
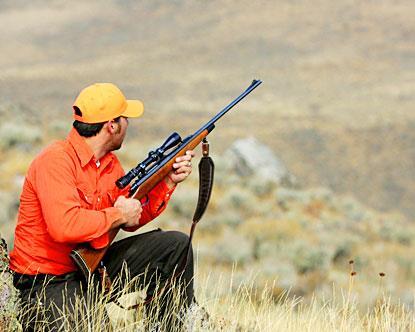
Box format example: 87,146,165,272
121,100,144,118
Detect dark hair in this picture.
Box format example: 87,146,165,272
73,120,105,137
72,108,122,137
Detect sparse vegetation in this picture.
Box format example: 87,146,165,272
3,269,414,331
0,125,414,328
0,240,20,331
0,0,414,329
0,122,42,151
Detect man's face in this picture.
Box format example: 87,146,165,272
110,117,129,151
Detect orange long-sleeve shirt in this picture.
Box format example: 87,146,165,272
10,128,175,275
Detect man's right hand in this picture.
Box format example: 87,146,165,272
113,195,142,229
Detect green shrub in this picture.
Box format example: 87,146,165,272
259,258,298,290
246,176,277,197
336,196,368,223
276,188,310,205
396,257,415,282
48,120,70,137
379,220,413,246
255,241,278,260
219,187,256,216
216,210,243,228
212,157,241,187
212,230,253,265
0,122,42,150
289,242,330,274
0,192,18,227
169,186,197,219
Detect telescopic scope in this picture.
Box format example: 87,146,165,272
116,132,182,189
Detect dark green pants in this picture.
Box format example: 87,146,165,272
14,229,194,331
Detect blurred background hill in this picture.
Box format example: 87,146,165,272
1,0,414,216
0,0,414,305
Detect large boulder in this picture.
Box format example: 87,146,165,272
225,137,296,187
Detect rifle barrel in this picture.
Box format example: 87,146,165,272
129,79,262,195
71,79,263,278
194,79,262,137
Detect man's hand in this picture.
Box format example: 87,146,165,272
112,195,142,229
166,150,195,187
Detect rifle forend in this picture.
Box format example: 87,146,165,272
70,79,262,279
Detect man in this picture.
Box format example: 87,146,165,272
9,83,195,329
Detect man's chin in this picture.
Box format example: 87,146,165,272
112,143,122,151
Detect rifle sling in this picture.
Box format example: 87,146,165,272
180,138,215,272
115,139,215,309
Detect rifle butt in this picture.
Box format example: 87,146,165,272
70,229,119,279
70,248,92,279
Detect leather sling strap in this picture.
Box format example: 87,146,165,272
116,138,215,309
182,138,215,269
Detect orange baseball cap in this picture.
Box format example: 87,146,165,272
73,83,144,123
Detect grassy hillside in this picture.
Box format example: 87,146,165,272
0,2,414,328
0,0,414,217
1,128,414,306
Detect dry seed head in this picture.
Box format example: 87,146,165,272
349,260,354,265
350,271,357,276
379,272,385,277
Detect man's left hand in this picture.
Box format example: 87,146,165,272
166,150,195,186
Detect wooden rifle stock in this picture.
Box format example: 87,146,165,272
70,130,210,278
70,79,262,279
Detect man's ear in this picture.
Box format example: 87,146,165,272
105,120,115,134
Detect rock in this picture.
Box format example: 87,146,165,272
225,137,296,187
0,238,20,331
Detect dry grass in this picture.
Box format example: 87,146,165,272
9,269,414,331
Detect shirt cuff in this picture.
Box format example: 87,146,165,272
123,179,176,232
160,177,177,198
152,178,176,214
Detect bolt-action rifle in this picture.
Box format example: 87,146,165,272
71,79,262,279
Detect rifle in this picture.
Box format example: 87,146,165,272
70,79,262,279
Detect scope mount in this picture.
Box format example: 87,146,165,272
116,132,182,189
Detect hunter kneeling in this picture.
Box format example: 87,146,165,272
9,83,196,330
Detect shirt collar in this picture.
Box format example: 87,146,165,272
67,128,116,169
67,128,96,168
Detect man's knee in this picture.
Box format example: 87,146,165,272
165,231,190,250
124,230,191,261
